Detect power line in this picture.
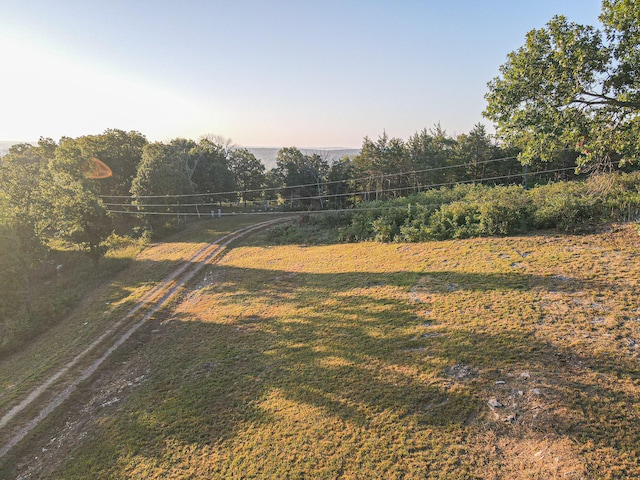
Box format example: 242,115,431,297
286,166,578,203
98,154,523,201
106,165,582,217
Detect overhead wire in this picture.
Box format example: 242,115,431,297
105,164,582,217
98,154,523,201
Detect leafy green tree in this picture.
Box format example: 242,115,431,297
406,125,457,189
190,138,236,203
306,153,330,208
131,137,240,227
275,147,306,203
327,156,358,208
46,130,148,235
0,221,29,347
47,137,113,263
0,140,55,336
275,147,328,209
0,139,55,261
132,140,196,197
355,132,409,199
484,1,640,170
130,141,194,229
229,148,265,206
263,168,282,203
455,124,497,182
601,0,640,106
80,129,148,196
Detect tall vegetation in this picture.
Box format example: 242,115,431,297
268,172,640,245
229,148,266,206
0,130,270,354
484,0,640,170
273,147,329,209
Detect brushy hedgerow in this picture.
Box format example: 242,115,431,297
281,172,640,244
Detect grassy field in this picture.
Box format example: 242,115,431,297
0,215,275,429
3,221,640,478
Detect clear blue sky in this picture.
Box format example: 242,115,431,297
0,0,602,148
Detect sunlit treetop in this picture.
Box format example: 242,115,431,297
484,0,640,170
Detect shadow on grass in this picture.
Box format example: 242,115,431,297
37,258,639,478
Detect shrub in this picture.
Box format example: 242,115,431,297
267,171,640,245
371,207,409,242
427,201,482,239
398,203,440,242
532,182,605,232
338,206,382,242
599,172,640,223
267,212,352,245
476,185,535,235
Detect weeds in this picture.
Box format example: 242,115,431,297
287,172,640,245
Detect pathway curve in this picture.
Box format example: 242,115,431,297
0,217,289,460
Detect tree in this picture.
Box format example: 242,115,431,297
275,147,328,209
327,156,358,208
130,141,194,229
484,1,640,170
406,125,457,189
45,130,148,235
355,132,408,199
83,129,147,196
190,138,236,203
455,124,496,182
229,148,265,206
0,221,30,347
263,168,282,203
47,137,113,263
0,140,55,331
0,139,55,262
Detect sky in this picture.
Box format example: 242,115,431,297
0,0,603,148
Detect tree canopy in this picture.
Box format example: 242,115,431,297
48,136,114,263
274,147,329,209
484,0,640,169
229,148,265,206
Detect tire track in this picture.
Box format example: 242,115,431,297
0,217,289,460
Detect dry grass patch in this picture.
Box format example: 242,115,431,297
0,216,273,454
6,224,640,479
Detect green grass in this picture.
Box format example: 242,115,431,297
0,215,280,419
4,222,639,478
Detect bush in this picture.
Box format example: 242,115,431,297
266,172,640,245
414,186,533,240
600,172,640,223
338,205,383,242
427,201,482,239
398,203,440,242
476,185,535,235
371,208,409,242
267,212,352,245
532,182,605,232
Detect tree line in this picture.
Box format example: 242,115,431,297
0,123,589,350
0,121,631,274
274,123,586,211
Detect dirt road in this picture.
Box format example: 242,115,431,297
0,217,288,462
